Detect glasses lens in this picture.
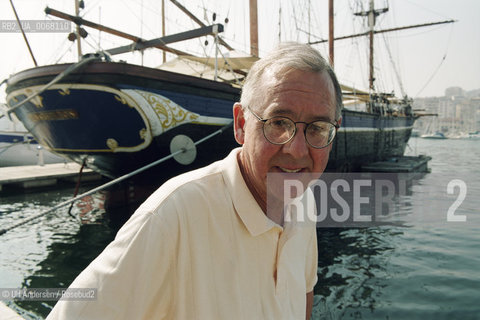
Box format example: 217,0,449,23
306,121,336,148
264,117,295,144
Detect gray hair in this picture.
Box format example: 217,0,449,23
240,42,343,120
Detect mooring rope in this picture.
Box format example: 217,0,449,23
0,138,35,152
0,121,233,235
67,158,87,218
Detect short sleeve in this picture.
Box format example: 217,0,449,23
305,226,318,293
47,202,179,320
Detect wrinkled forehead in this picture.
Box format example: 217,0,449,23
257,67,336,116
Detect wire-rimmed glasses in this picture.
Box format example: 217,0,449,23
247,106,339,149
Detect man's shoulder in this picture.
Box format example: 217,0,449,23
162,158,226,197
140,150,238,213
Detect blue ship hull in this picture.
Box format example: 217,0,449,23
328,109,416,171
6,61,239,180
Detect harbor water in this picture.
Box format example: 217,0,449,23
1,137,479,319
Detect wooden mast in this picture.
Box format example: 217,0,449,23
368,0,374,90
353,0,388,91
74,0,83,61
249,0,259,57
162,0,166,63
9,0,37,66
328,0,334,67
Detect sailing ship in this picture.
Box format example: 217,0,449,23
322,0,453,170
5,53,240,179
3,0,454,182
4,3,243,181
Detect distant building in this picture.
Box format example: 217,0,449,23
413,87,480,136
445,86,464,98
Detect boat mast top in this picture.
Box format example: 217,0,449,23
74,0,83,61
328,0,334,67
249,0,259,57
354,0,388,91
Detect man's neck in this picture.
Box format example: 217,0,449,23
237,151,267,212
237,152,285,226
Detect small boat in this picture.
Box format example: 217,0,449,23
451,131,480,140
0,104,65,166
465,132,480,140
420,132,447,139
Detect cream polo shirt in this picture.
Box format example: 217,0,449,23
47,148,318,320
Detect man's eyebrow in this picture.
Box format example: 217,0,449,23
266,108,334,123
266,108,295,117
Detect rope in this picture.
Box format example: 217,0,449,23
381,33,405,97
414,54,446,98
0,55,99,120
414,23,454,98
67,158,87,217
0,121,233,236
0,138,35,152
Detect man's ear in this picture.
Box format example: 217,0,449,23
336,116,342,128
233,102,246,145
326,116,342,153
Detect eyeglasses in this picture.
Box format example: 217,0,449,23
247,106,339,149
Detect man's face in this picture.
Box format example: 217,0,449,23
234,68,339,208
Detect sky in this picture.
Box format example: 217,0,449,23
0,0,479,103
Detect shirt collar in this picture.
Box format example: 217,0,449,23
221,148,278,236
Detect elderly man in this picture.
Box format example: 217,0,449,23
47,42,343,320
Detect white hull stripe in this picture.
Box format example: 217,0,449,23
338,126,413,132
192,116,232,126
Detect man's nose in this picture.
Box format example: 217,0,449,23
282,125,309,158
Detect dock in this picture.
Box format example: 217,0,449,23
361,155,432,173
0,163,103,191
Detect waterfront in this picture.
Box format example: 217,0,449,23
1,137,479,319
312,138,480,319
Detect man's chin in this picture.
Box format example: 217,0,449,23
266,172,316,205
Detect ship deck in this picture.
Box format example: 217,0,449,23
360,155,432,173
0,163,102,191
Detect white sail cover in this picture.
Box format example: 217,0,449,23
157,50,258,84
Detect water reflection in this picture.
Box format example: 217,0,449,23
16,223,116,318
2,142,480,320
312,172,426,228
311,172,425,319
0,186,128,319
313,226,403,319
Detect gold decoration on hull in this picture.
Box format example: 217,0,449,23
24,88,44,108
106,138,119,151
139,128,147,140
114,95,134,108
58,88,71,96
28,109,79,122
136,91,199,131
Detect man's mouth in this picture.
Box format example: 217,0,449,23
279,167,302,173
